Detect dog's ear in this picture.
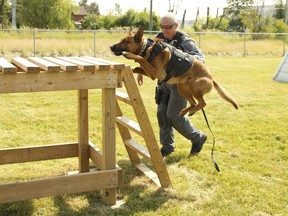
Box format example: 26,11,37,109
134,27,144,43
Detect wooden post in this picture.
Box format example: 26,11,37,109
102,88,117,205
78,89,89,173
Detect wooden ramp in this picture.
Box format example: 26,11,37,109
116,65,172,188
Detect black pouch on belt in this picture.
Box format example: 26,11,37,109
155,86,163,104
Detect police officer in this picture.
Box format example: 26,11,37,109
137,12,207,157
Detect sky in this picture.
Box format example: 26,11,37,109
88,0,276,20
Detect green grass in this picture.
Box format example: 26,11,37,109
0,56,288,215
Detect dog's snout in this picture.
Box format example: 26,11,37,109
110,44,123,56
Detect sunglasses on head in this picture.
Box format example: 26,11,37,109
159,23,175,30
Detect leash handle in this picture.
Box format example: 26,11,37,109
201,109,220,172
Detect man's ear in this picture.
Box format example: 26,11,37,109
134,27,144,43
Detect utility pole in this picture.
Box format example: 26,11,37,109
149,0,153,37
286,0,288,24
12,0,17,29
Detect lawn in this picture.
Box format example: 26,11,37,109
0,56,287,215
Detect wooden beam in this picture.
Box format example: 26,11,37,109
0,69,120,93
89,142,103,169
102,88,117,205
78,89,89,173
0,143,78,164
0,169,119,203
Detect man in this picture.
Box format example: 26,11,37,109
137,12,207,157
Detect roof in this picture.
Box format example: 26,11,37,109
72,6,88,16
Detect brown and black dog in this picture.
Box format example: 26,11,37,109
110,27,238,116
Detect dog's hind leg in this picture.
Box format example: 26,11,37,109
188,95,206,116
177,83,197,116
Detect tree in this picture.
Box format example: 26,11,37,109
115,9,159,30
273,0,285,19
17,0,74,29
168,0,182,15
81,13,100,29
225,0,254,31
0,0,11,28
79,0,99,15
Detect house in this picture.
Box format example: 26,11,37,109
72,6,88,28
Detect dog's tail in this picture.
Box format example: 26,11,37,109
213,80,238,109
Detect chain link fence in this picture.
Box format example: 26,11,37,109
1,29,287,60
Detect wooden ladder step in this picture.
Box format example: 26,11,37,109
125,139,151,162
135,163,161,187
116,90,131,105
116,116,143,136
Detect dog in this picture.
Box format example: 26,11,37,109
110,27,238,116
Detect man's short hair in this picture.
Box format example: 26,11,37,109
161,12,178,24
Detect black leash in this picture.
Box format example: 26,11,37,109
201,108,220,172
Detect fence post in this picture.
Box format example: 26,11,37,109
283,35,286,56
34,29,36,57
243,32,246,57
198,33,201,49
94,30,96,57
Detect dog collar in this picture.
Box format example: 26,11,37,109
138,38,154,57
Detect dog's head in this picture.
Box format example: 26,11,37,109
110,27,144,56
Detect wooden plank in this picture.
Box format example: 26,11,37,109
42,57,78,72
0,70,121,93
0,169,119,203
0,57,17,74
78,89,89,173
83,56,125,70
12,57,40,73
102,88,117,205
89,142,123,186
0,143,78,164
125,139,151,162
28,57,61,72
89,141,103,169
57,57,95,71
116,90,131,105
116,115,143,137
71,57,111,71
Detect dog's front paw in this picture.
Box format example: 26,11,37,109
122,51,135,59
188,111,195,116
179,110,187,117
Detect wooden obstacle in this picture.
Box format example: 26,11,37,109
0,56,171,205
